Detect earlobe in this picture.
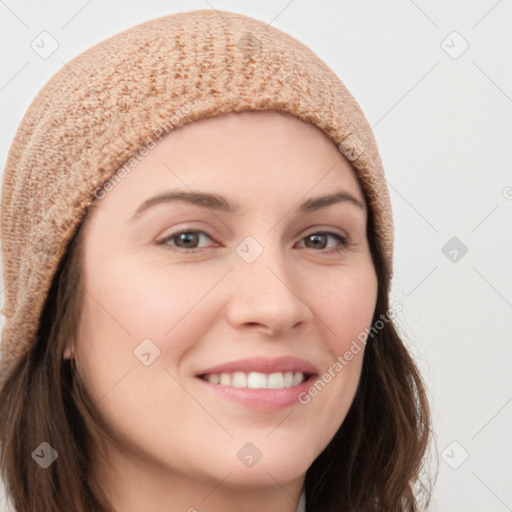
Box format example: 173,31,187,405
63,346,74,360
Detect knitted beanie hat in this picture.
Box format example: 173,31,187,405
0,9,393,387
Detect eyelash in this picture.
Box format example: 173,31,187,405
156,229,351,254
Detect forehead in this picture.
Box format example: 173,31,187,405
85,110,366,223
156,110,339,160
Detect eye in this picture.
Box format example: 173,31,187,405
298,231,350,253
157,230,216,251
156,229,350,254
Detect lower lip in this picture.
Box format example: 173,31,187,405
194,375,317,411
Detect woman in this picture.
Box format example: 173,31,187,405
0,9,431,512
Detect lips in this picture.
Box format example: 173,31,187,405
194,356,320,410
195,355,319,377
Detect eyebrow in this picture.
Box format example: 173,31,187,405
128,188,365,222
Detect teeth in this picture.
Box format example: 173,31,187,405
202,371,307,389
267,372,284,389
292,372,303,386
231,372,247,387
247,372,267,389
208,373,220,385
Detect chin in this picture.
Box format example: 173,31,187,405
219,462,307,488
225,444,313,486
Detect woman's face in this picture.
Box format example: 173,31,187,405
74,111,378,501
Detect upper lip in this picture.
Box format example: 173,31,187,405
195,356,319,377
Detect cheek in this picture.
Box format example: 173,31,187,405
75,256,220,393
299,265,377,433
73,262,211,458
318,264,378,351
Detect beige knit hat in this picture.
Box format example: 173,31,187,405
0,9,393,387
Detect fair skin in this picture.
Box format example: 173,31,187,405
69,111,378,512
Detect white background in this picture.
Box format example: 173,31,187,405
1,1,511,511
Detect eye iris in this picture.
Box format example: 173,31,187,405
306,233,326,249
176,232,198,248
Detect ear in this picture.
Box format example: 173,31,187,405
63,346,74,360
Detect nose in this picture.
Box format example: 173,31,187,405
226,243,313,337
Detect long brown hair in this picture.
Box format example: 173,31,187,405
0,191,433,511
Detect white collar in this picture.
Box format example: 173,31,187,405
295,486,306,512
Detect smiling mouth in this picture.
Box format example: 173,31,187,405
197,371,315,389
